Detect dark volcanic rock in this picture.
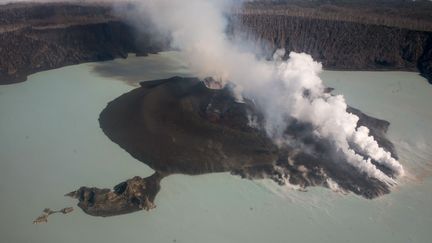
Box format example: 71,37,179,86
70,77,400,217
99,77,279,175
67,173,162,217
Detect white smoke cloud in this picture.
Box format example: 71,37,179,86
124,0,404,184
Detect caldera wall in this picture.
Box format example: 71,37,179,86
237,15,432,73
1,2,431,84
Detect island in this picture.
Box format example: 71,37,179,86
67,77,399,217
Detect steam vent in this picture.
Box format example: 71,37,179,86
68,77,400,217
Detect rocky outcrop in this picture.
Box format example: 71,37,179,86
33,207,74,224
67,174,161,217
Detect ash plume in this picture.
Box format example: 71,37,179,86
120,0,404,184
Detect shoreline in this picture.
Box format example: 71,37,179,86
1,52,428,86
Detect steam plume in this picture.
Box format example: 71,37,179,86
123,0,404,183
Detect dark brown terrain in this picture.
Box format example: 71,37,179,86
0,0,432,84
68,77,399,217
0,2,164,84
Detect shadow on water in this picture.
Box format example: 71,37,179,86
90,52,191,86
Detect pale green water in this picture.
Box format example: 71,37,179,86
0,52,431,243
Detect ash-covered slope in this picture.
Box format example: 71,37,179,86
1,1,432,84
68,77,400,217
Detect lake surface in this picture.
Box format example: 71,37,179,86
0,52,431,243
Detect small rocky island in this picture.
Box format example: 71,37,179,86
68,77,399,217
33,207,74,224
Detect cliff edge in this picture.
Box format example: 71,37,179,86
1,1,431,84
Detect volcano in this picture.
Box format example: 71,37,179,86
68,77,399,217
